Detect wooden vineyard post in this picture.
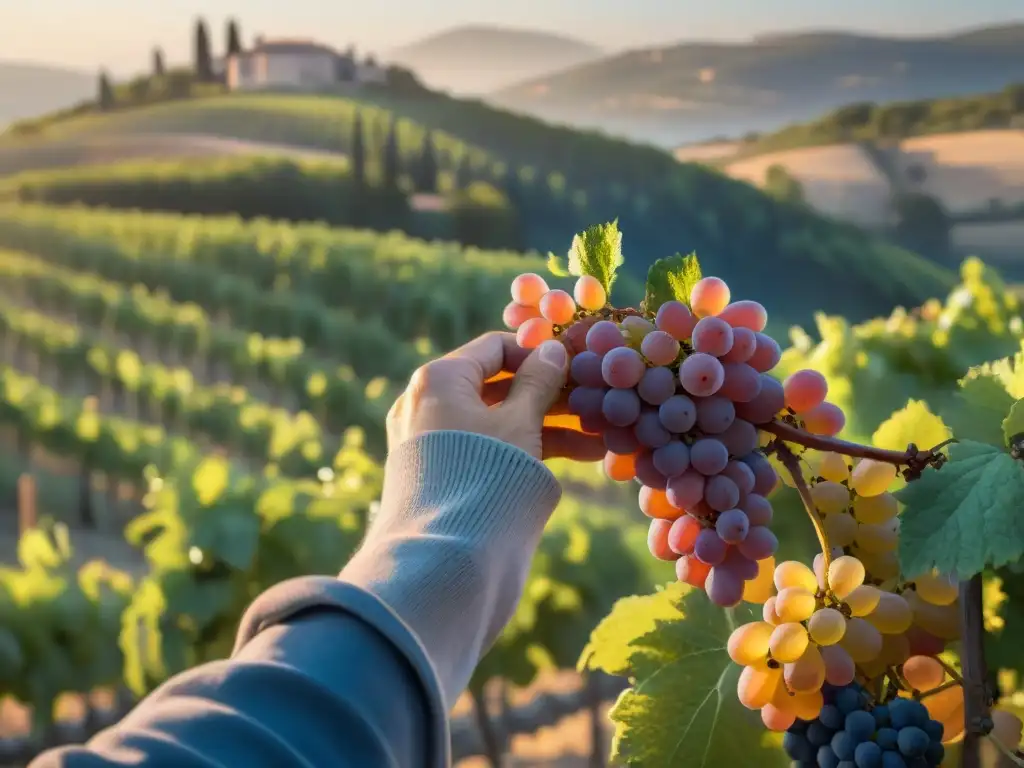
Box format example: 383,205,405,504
18,473,37,534
959,574,992,768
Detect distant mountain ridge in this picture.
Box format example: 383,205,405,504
0,61,93,129
388,24,603,95
490,22,1024,147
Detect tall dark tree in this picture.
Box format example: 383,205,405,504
193,18,213,80
152,47,165,77
383,119,400,191
454,154,473,190
351,112,366,189
97,70,115,110
226,19,242,56
413,132,439,193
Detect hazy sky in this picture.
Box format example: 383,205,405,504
5,0,1023,75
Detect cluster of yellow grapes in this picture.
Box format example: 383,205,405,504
726,450,1010,745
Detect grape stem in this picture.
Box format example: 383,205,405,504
914,679,961,699
762,421,953,479
934,656,966,686
775,442,833,572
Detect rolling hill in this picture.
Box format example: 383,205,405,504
388,25,603,96
0,90,954,330
0,61,94,128
490,23,1024,147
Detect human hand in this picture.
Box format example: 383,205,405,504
386,332,606,462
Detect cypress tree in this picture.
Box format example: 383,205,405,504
226,19,242,56
97,70,115,110
194,18,213,80
414,132,439,193
152,48,165,77
383,119,400,192
351,112,366,189
455,154,473,190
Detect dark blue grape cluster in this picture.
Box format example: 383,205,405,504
783,684,945,767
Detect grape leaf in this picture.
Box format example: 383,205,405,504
943,354,1024,447
580,583,786,767
643,253,702,316
895,440,1024,579
871,399,951,453
545,252,571,278
566,221,624,294
1002,398,1024,449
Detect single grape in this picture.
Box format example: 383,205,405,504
853,741,882,768
585,320,626,355
715,507,750,542
679,352,725,397
603,451,636,482
850,459,898,497
602,387,641,427
839,618,883,663
668,513,703,555
770,622,809,663
782,730,816,763
695,396,736,434
742,555,776,603
722,546,759,579
718,418,759,456
720,333,758,373
783,369,829,415
634,451,669,492
570,351,605,388
820,645,856,686
666,469,705,509
913,571,958,606
717,300,768,331
737,525,778,560
641,330,681,366
721,460,755,494
802,402,846,436
775,560,819,592
637,365,677,405
690,438,730,475
693,528,728,565
573,275,606,310
741,493,773,526
602,346,646,388
734,375,785,424
603,426,640,455
823,512,858,548
810,480,852,514
581,411,611,435
676,554,711,588
867,592,913,635
647,519,678,561
690,276,731,318
905,626,946,657
511,272,549,306
562,317,595,354
852,492,898,524
814,452,850,483
743,452,779,495
502,301,541,330
845,710,876,741
718,362,762,402
658,394,697,433
761,703,797,733
856,523,898,553
539,289,577,325
896,726,929,758
785,644,826,694
828,556,866,600
634,409,672,448
639,485,679,520
901,656,944,691
655,300,696,340
652,440,690,477
516,317,554,348
748,332,782,372
763,596,783,625
692,316,735,357
776,587,817,622
706,564,745,607
728,622,774,665
808,608,847,646
568,386,606,419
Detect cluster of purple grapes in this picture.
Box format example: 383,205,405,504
503,272,845,608
785,684,945,767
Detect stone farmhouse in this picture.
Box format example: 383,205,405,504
226,38,388,91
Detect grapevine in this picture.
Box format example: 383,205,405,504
503,222,1024,767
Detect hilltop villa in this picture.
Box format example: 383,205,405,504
226,38,388,92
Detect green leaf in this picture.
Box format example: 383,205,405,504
545,252,570,277
895,440,1024,579
566,221,624,294
1002,398,1024,449
643,253,702,316
943,354,1024,446
580,583,786,767
192,456,230,507
872,400,951,453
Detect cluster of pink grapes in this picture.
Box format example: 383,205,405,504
503,271,848,608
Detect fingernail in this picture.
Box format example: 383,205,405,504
538,340,567,369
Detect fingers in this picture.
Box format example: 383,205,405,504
501,340,571,423
541,427,607,462
482,377,571,414
441,332,525,392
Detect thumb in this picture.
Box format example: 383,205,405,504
503,339,570,422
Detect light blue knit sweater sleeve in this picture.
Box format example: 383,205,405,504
30,431,562,768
